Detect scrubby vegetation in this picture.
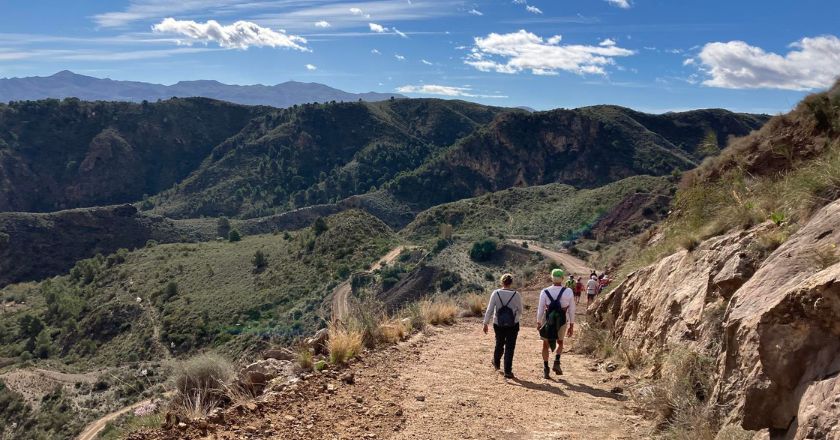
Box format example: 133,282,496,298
171,354,233,419
0,210,396,367
617,81,840,277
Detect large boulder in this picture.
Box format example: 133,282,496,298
717,199,840,434
237,359,296,396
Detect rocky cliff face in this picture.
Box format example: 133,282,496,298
596,198,840,438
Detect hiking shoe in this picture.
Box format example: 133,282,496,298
543,365,551,379
504,372,515,379
553,360,563,375
491,360,500,370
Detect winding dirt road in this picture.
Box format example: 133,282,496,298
331,245,409,323
77,398,157,440
514,240,593,276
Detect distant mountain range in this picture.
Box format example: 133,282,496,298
0,70,405,107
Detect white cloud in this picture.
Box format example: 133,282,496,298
94,0,243,27
151,18,309,51
305,63,317,70
512,0,527,4
525,5,543,14
599,38,616,47
606,0,631,8
683,58,695,66
696,35,840,90
371,48,381,54
314,20,331,28
349,7,364,15
468,8,483,16
421,59,432,65
393,27,408,38
396,84,507,98
369,22,386,33
465,29,635,76
395,54,405,60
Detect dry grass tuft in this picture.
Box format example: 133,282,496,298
328,325,363,365
377,319,409,344
296,346,314,371
635,348,716,438
713,425,755,440
420,297,459,325
462,293,486,317
170,354,233,419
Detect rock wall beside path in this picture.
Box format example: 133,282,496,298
595,198,840,439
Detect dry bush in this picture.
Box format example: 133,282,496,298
420,297,459,325
575,321,617,359
753,228,791,254
462,293,486,317
620,345,646,371
377,318,408,344
170,354,233,419
678,235,700,252
328,325,363,365
635,348,715,436
402,302,427,331
713,425,755,440
296,346,313,371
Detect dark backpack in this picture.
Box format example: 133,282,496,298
544,288,568,327
496,290,518,328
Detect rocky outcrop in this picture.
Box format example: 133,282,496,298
595,198,840,438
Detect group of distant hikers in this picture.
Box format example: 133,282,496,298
481,269,610,379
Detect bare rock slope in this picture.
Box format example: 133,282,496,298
596,199,840,438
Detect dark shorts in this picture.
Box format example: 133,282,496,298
587,293,596,300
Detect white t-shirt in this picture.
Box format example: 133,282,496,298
586,278,599,294
536,285,576,325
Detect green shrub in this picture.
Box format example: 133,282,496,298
217,217,231,238
252,250,268,271
227,229,242,242
313,217,328,236
469,239,498,262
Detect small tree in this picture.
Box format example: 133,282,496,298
252,250,268,271
469,239,498,262
228,229,242,242
312,217,328,236
217,217,231,238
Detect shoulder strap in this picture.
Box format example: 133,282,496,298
545,289,556,302
501,290,516,307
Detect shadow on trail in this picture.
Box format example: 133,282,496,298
556,378,627,401
510,377,568,397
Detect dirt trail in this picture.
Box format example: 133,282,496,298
136,292,649,439
513,240,593,276
331,245,408,323
394,293,645,439
77,398,156,440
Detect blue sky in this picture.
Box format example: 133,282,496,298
1,0,839,113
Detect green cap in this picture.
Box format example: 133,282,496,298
551,268,565,279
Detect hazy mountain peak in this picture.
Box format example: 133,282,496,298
0,71,405,107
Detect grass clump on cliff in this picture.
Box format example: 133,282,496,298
170,353,233,419
635,348,719,439
328,325,363,365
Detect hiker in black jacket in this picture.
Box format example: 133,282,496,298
482,273,522,379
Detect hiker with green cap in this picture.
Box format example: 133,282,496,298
537,268,576,379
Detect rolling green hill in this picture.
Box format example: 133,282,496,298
403,175,674,242
0,97,265,212
389,106,767,208
149,99,508,219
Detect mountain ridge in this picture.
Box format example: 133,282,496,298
0,71,406,107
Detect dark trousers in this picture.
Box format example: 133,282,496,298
493,323,520,374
